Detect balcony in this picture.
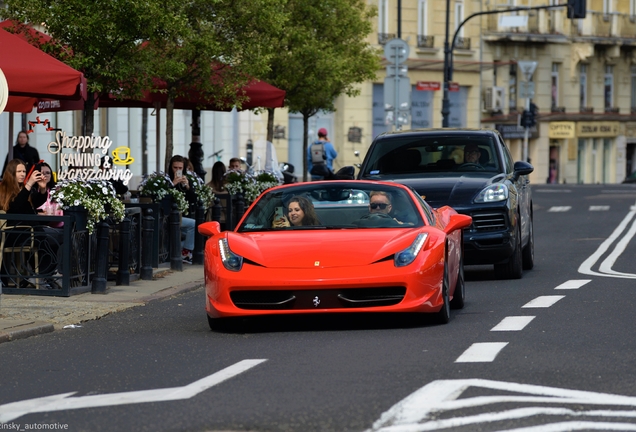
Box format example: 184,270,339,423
417,35,435,49
551,106,566,113
377,33,396,45
605,106,620,113
580,106,594,113
454,37,471,50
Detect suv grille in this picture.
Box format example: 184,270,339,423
471,212,506,231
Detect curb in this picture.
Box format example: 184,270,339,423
0,321,54,343
138,279,205,303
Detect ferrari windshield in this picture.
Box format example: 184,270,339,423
238,183,425,232
361,134,501,177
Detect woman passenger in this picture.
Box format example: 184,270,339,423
272,196,321,227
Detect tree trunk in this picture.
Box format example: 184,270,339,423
84,92,96,136
164,95,174,173
302,113,309,182
266,108,275,143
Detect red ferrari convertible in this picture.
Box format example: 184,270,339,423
198,180,471,330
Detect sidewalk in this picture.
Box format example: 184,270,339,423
0,264,205,344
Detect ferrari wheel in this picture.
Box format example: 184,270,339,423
494,224,523,280
450,249,465,310
522,212,534,270
435,260,451,324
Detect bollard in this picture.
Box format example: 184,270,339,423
92,220,110,294
141,208,154,280
211,198,222,223
116,216,131,285
193,201,206,265
234,194,245,229
170,203,183,271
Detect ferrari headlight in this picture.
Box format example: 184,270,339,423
394,233,428,267
218,238,243,271
474,184,508,203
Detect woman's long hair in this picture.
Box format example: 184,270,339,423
287,196,321,226
208,161,227,192
0,159,26,211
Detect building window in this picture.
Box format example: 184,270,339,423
604,65,614,110
379,0,389,35
509,63,517,112
603,0,611,16
579,64,587,109
551,63,559,109
418,0,428,36
631,0,636,16
631,66,636,113
454,1,464,37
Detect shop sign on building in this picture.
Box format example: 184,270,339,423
495,123,538,140
576,121,619,137
548,122,576,139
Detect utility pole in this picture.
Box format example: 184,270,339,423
517,61,537,163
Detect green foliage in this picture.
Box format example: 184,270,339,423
138,172,189,214
50,179,126,234
185,171,215,209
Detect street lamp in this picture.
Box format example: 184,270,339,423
441,0,452,128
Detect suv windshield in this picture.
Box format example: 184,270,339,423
361,134,501,177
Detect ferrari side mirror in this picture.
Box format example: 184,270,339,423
198,221,221,237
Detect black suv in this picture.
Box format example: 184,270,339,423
357,128,534,279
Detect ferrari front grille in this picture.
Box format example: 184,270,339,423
471,212,506,231
230,287,406,310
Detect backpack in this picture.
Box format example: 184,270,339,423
310,141,327,165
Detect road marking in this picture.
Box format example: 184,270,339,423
590,205,610,211
548,206,571,212
579,202,636,279
535,189,572,193
522,295,565,308
368,378,636,431
455,342,508,363
491,316,535,331
555,279,591,290
0,359,267,423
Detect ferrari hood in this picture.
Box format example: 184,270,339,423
226,229,423,269
389,173,505,208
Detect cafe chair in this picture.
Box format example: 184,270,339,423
0,212,40,289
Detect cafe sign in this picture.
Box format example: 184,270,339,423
577,121,619,137
548,122,575,139
48,131,134,185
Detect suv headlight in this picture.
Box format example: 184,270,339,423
474,184,508,203
394,233,428,267
219,238,243,271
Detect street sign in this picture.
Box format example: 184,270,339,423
383,38,409,64
416,81,440,91
517,60,538,81
519,81,535,98
384,76,411,111
386,64,408,78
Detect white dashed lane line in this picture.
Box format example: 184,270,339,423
555,279,591,290
455,342,509,363
491,316,536,331
522,295,565,308
589,205,610,211
454,280,589,363
548,206,572,212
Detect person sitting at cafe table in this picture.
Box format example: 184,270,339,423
168,155,197,264
0,159,63,289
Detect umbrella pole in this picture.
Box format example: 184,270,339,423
8,113,14,161
155,102,161,173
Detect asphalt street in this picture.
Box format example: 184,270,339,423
1,183,636,431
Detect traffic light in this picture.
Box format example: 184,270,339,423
528,103,538,128
520,110,530,128
567,0,586,19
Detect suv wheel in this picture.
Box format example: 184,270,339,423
494,224,522,279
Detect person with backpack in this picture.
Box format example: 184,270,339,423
307,128,338,180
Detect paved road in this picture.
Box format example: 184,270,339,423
1,184,636,431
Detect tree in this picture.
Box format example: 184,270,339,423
2,0,170,135
141,0,288,171
263,0,380,181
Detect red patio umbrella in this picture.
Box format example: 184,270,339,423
0,28,86,101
